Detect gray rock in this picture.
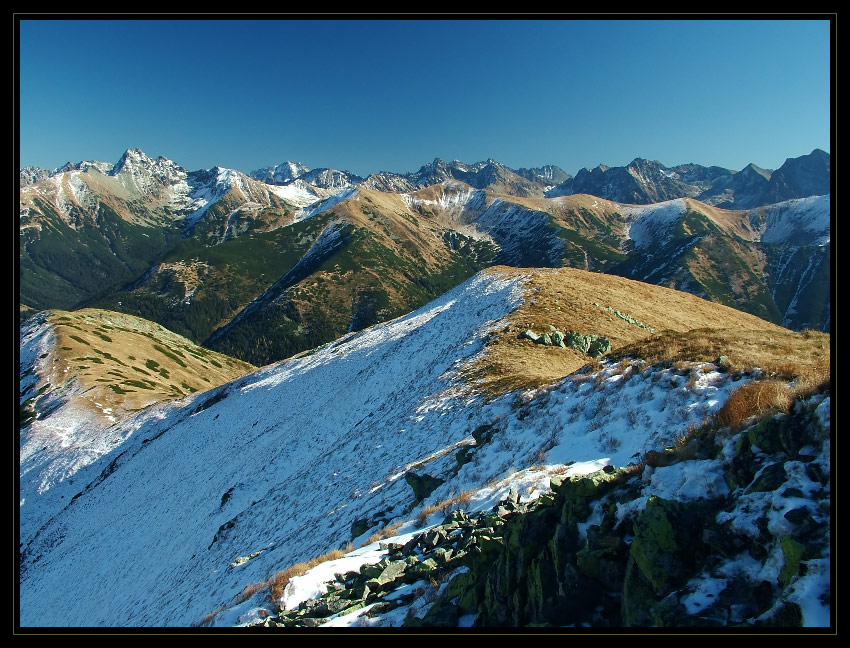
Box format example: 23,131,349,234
519,329,541,343
588,336,611,358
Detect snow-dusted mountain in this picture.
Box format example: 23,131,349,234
546,150,830,210
20,147,831,370
18,267,831,628
250,161,311,185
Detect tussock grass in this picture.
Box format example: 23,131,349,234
195,605,226,627
466,266,795,397
234,581,268,604
362,521,404,547
267,543,355,603
713,380,792,432
416,489,475,527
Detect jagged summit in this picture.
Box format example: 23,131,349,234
250,161,311,185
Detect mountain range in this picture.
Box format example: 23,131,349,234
20,148,830,368
17,144,833,628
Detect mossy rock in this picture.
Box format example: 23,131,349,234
564,331,591,354
778,535,806,589
405,472,445,503
587,336,611,358
745,462,787,494
621,557,658,627
629,496,682,596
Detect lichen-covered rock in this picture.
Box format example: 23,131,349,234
778,535,806,589
587,336,611,358
519,329,541,343
564,330,591,354
745,462,787,493
405,472,445,503
629,496,681,596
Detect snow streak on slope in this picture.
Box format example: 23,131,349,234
757,195,830,246
619,199,687,249
265,180,324,207
295,186,358,221
473,198,565,266
402,182,487,219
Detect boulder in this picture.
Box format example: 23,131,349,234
745,462,787,494
519,329,541,343
405,472,445,503
629,496,682,596
588,336,611,358
565,331,591,354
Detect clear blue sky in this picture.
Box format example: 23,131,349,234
18,18,832,177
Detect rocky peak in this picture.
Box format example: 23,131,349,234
762,149,830,203
299,167,363,190
250,161,311,185
19,166,52,186
109,148,187,195
53,159,115,176
739,163,772,181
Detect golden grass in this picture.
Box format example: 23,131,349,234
234,581,268,604
416,489,476,526
267,543,354,603
713,380,793,432
465,266,795,396
37,309,255,420
195,605,226,628
362,521,404,547
614,327,830,380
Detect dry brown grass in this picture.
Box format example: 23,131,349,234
713,361,830,433
267,543,354,603
195,605,226,627
234,581,268,604
39,308,255,420
416,489,476,526
362,521,404,547
465,266,794,397
614,327,830,380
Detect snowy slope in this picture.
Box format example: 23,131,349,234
756,195,830,246
294,186,358,221
618,199,688,249
265,179,324,207
233,393,829,629
19,269,783,627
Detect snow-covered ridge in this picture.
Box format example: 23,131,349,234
250,161,311,185
619,198,688,249
295,186,358,222
402,182,487,215
756,195,830,246
266,179,324,207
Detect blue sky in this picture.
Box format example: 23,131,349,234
18,18,832,177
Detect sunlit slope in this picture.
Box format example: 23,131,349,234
20,267,828,627
21,308,255,420
19,309,255,544
465,265,806,393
